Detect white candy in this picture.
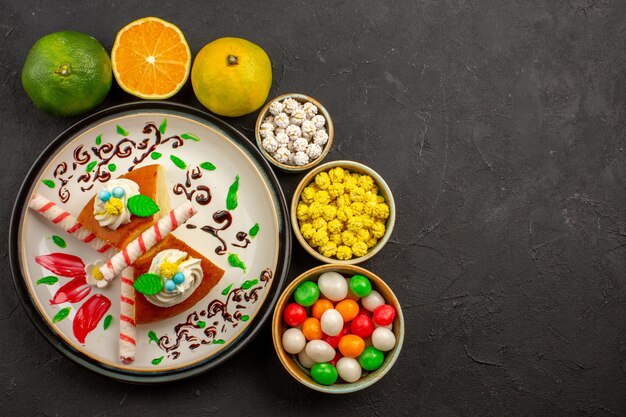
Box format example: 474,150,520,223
282,97,301,115
263,115,275,125
290,108,306,126
305,340,335,363
372,327,396,351
298,350,316,368
282,328,306,354
362,290,385,312
262,136,279,153
293,137,309,152
269,100,284,116
320,309,344,336
274,112,290,128
275,127,286,135
313,129,329,146
306,143,323,160
259,122,274,138
285,124,302,139
311,114,326,129
275,132,289,147
293,151,310,166
273,147,291,164
336,357,361,383
318,271,348,301
303,102,318,119
301,120,316,139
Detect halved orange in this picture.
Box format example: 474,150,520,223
111,17,191,99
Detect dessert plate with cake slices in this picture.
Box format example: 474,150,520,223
9,102,291,382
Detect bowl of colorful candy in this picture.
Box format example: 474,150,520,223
272,264,404,393
291,160,395,264
255,93,334,172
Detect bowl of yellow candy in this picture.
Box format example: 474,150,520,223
291,160,395,264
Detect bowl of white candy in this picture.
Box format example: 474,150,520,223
255,93,334,172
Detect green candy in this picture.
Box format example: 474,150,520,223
349,274,372,297
358,347,384,371
311,363,338,385
294,281,320,307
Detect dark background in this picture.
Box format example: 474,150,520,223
1,0,625,416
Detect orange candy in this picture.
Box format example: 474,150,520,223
335,299,359,322
311,299,334,320
302,317,323,340
338,334,365,358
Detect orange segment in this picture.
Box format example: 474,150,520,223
112,17,191,99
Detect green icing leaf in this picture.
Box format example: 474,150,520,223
170,155,187,170
52,307,71,323
52,235,66,248
133,273,164,295
241,315,249,322
86,161,97,173
226,175,239,210
213,339,225,345
42,179,55,188
249,223,260,238
228,253,246,272
103,314,113,330
181,133,200,142
199,162,216,171
159,118,167,134
221,283,233,296
116,125,129,136
196,321,206,328
148,330,159,344
95,134,102,145
152,356,164,365
241,279,258,290
36,276,58,285
151,152,162,160
127,194,159,217
108,163,116,172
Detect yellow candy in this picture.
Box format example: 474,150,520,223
349,187,365,202
377,195,385,203
310,229,329,248
328,167,345,183
364,201,377,216
301,223,315,240
315,172,331,190
350,201,364,215
296,203,309,221
359,215,374,229
357,228,371,242
337,206,354,222
341,230,358,246
312,217,327,231
105,198,123,215
308,202,323,219
352,241,368,257
327,219,343,234
319,241,338,258
314,190,331,205
329,232,343,245
373,203,390,220
343,177,358,192
336,245,353,260
357,175,375,191
365,191,378,204
328,182,345,199
335,194,351,207
371,221,386,239
301,186,317,204
366,237,379,248
350,172,361,181
347,216,363,233
322,205,337,221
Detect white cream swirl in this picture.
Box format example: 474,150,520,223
93,179,140,230
145,249,204,308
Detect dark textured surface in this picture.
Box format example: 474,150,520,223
1,0,625,416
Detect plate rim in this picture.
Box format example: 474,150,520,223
8,101,292,383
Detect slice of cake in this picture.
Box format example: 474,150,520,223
132,234,225,324
77,164,170,250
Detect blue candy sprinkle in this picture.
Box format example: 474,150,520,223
98,190,111,202
165,279,176,292
112,186,125,198
173,272,185,284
